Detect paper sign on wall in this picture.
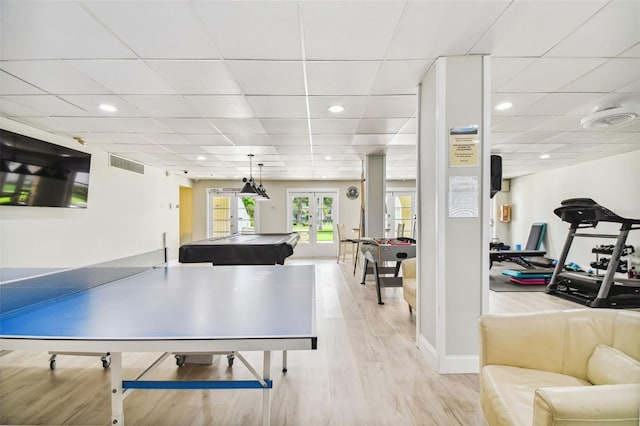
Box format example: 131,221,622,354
449,176,478,218
449,127,479,167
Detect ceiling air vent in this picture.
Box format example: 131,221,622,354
109,154,144,174
581,106,638,129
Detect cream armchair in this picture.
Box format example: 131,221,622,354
401,257,416,313
479,309,640,426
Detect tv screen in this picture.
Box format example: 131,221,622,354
0,129,91,208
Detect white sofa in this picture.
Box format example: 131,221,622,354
479,309,640,426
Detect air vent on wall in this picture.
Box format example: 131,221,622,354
109,154,144,174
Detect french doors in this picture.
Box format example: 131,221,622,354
287,190,338,258
386,191,416,238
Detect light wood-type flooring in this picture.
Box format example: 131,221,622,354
0,258,580,425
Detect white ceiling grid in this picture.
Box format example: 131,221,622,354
0,0,638,180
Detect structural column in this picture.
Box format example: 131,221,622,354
365,154,386,237
416,56,491,373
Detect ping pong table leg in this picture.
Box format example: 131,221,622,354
262,351,271,426
110,352,124,425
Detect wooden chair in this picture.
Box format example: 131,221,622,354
336,224,357,263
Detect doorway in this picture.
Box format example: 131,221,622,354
206,189,259,238
386,190,416,238
287,190,338,258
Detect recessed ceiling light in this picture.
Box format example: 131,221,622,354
196,155,206,160
539,154,551,159
494,102,513,111
324,156,332,160
99,103,117,112
328,105,344,113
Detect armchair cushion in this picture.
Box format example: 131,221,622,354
587,344,640,385
401,258,416,312
534,384,640,426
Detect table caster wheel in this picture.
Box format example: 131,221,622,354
175,355,186,367
49,359,56,370
227,354,234,368
101,356,111,369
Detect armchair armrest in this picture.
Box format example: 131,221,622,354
479,311,566,373
534,384,640,426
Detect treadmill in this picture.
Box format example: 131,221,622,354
547,198,640,308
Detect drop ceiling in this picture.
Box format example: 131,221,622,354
0,0,638,181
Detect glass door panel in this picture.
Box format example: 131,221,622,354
288,191,337,257
212,195,231,237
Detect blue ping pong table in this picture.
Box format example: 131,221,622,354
0,255,318,426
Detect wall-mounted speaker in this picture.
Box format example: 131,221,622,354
490,155,502,198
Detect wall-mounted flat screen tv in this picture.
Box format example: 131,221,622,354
0,129,91,208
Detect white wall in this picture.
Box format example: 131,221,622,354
190,179,415,243
509,149,640,269
0,120,192,267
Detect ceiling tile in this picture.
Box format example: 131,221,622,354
0,98,44,116
546,1,640,58
146,61,241,95
0,60,111,94
64,117,173,133
0,1,134,59
7,116,74,132
302,1,404,60
246,96,308,118
351,134,389,145
310,119,359,134
371,60,432,95
362,95,416,118
531,116,583,132
356,118,409,134
155,118,219,134
312,135,353,146
0,71,46,95
87,2,219,59
68,60,178,95
472,1,607,56
210,119,265,134
227,134,273,146
306,61,381,95
559,58,640,93
185,95,255,118
227,61,305,95
498,58,607,92
194,1,301,60
80,133,154,145
517,93,605,116
491,116,555,132
2,95,88,116
121,95,201,117
388,1,510,59
388,133,416,145
261,119,308,134
181,134,234,146
268,135,311,146
59,95,146,117
308,96,368,118
491,93,548,115
619,43,640,58
491,58,538,90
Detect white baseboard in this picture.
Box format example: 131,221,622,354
418,335,479,374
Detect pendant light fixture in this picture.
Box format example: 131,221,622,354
256,163,270,201
239,154,258,197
